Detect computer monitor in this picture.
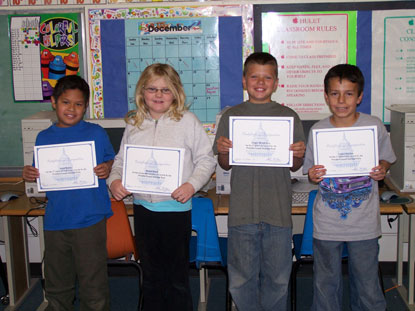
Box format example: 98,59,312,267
85,118,126,154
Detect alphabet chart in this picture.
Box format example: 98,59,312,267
125,18,220,123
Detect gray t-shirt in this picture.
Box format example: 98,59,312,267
303,113,396,241
213,101,305,228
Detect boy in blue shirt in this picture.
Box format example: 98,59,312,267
22,75,115,311
214,52,306,310
304,64,396,310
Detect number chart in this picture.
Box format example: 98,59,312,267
125,18,220,123
10,16,43,101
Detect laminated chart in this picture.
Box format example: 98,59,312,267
372,10,415,123
9,14,79,102
125,18,220,123
10,16,43,101
262,12,355,118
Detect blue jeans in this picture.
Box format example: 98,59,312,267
228,223,292,311
312,238,386,311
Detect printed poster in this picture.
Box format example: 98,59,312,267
10,13,80,102
372,10,415,123
262,12,357,119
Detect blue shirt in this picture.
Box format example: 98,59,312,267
35,120,115,230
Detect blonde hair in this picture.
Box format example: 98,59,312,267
126,63,187,127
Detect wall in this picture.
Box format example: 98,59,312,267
0,11,85,170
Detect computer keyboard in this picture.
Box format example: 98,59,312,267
292,191,310,206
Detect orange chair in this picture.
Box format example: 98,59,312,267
107,199,143,311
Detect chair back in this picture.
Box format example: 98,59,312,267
107,199,139,261
299,190,318,256
191,197,223,268
299,190,348,257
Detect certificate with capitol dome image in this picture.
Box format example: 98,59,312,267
34,141,98,192
312,126,379,178
229,116,294,167
122,145,185,196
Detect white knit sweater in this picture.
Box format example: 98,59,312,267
108,111,216,203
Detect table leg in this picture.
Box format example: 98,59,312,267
199,267,207,303
3,216,30,308
37,217,48,311
409,214,415,305
397,214,404,285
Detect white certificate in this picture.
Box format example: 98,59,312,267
229,116,294,167
34,141,98,192
313,126,379,178
122,145,185,195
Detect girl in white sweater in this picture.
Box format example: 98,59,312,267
108,63,215,311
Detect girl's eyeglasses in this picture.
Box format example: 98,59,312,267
144,87,172,95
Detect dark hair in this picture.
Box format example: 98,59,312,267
52,75,90,104
243,52,278,78
324,64,364,96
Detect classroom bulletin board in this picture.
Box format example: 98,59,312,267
2,1,415,169
254,1,415,122
0,11,85,167
87,4,253,124
10,13,81,102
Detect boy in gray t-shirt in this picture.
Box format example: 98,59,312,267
303,64,396,311
214,52,305,311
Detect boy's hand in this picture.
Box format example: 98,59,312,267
370,160,391,181
171,182,195,204
110,179,131,201
22,165,39,182
290,141,306,159
94,160,113,179
216,136,232,171
216,136,232,154
308,165,326,183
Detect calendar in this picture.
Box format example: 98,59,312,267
88,6,253,120
125,18,220,123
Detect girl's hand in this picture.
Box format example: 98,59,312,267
171,182,195,204
308,165,326,183
110,179,131,201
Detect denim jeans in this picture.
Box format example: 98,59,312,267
228,223,292,311
312,238,386,311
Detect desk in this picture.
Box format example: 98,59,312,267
384,178,415,310
207,188,404,216
0,183,407,310
0,178,45,310
207,187,409,305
